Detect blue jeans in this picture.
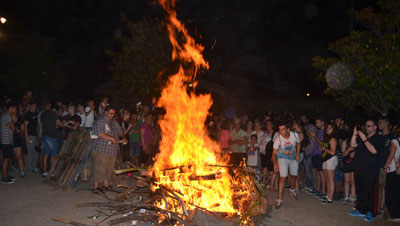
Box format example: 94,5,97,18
304,154,315,188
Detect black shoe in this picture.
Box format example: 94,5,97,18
2,178,15,184
7,175,16,181
322,199,333,205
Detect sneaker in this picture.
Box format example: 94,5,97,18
350,197,356,204
274,199,283,209
343,197,349,204
364,212,373,222
42,172,48,177
7,175,16,181
289,189,298,200
348,209,365,217
1,178,15,184
307,188,318,194
20,172,25,178
314,192,326,198
319,196,328,201
322,199,333,205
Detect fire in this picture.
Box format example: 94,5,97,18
152,0,252,220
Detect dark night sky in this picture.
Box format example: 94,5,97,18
1,0,377,101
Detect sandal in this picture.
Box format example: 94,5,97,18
274,199,283,209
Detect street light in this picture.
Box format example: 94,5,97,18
0,17,6,24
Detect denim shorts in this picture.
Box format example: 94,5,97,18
42,136,58,157
130,141,141,157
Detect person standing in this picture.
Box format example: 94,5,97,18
40,101,62,177
1,103,18,184
384,126,400,222
272,121,301,209
320,123,338,204
84,100,95,130
309,118,326,197
62,105,81,140
12,111,25,177
129,112,142,167
377,116,393,215
140,114,154,167
229,121,247,166
24,102,40,173
91,105,126,191
348,119,382,222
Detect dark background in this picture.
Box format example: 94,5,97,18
0,0,377,101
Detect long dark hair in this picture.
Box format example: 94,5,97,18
323,122,338,144
297,120,310,148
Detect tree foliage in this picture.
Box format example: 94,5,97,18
108,16,172,101
312,0,400,115
0,33,66,100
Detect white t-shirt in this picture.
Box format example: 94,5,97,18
273,131,300,160
84,106,94,128
388,138,400,173
247,143,259,166
77,112,86,127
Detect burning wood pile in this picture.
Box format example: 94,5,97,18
51,0,269,225
51,165,267,226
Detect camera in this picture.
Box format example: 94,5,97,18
356,125,362,131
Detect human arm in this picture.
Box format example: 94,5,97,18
383,142,396,170
357,130,378,155
322,138,337,156
343,146,354,157
296,142,301,162
24,120,30,144
141,128,146,146
98,133,118,144
85,106,93,116
350,127,358,148
272,148,279,173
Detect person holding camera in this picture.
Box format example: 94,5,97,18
348,119,383,222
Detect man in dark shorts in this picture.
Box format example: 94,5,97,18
1,103,17,184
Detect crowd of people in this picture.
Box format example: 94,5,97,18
1,91,400,223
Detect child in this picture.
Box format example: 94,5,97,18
247,134,261,180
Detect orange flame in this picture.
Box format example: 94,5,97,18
152,0,251,217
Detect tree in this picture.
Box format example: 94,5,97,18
108,16,172,101
312,0,400,115
0,33,67,100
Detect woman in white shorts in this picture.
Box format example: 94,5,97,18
320,123,338,204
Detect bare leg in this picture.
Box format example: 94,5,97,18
344,173,350,198
350,172,356,199
314,168,321,192
278,177,286,200
262,167,268,184
319,171,326,194
2,158,9,179
13,148,24,173
290,175,297,190
43,155,49,173
327,169,335,200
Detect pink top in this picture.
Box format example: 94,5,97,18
219,130,230,149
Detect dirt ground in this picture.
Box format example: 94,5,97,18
0,171,397,226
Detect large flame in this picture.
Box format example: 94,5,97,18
152,0,251,217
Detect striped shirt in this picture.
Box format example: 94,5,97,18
91,115,123,156
0,113,13,145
